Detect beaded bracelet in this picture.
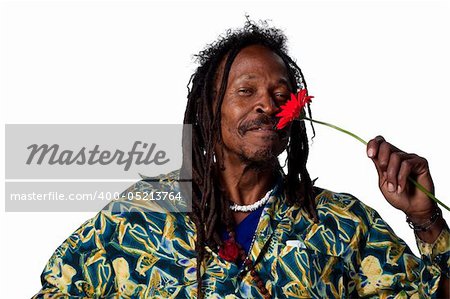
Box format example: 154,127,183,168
406,208,441,232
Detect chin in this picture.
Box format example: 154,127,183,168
240,147,281,164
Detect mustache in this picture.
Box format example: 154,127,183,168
238,115,278,135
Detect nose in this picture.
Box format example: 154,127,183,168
254,92,280,116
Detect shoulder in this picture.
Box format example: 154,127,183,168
313,186,378,228
105,169,188,214
300,187,383,255
98,169,195,242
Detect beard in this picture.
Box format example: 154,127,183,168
235,144,282,171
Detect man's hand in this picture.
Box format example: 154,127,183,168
366,135,436,218
367,135,449,297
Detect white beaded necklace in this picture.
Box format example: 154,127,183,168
229,188,273,213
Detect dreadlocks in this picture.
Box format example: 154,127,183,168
180,19,317,299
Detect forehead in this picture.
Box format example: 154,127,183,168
227,45,289,83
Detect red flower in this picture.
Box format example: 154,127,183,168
218,239,239,263
276,89,313,130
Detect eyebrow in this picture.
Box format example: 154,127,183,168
235,74,290,86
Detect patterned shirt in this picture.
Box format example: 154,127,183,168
33,170,450,298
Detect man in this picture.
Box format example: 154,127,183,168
34,21,449,298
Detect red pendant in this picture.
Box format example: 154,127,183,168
218,239,240,263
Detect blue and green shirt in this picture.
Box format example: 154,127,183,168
33,170,450,298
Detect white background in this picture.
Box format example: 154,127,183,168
1,0,449,297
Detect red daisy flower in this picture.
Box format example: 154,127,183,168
276,89,313,130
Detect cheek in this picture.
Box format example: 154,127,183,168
220,121,239,147
220,108,242,135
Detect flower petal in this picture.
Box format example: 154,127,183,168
276,89,313,130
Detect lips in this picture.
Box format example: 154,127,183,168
247,124,276,132
238,117,278,136
245,125,280,139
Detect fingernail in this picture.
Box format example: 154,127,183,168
397,185,402,193
367,149,374,158
388,183,395,192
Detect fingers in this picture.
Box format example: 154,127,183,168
367,135,435,214
367,136,385,178
367,136,399,178
397,156,414,193
367,135,417,193
366,136,384,160
384,151,407,192
399,155,429,186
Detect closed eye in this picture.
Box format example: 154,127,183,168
238,88,253,96
274,92,289,102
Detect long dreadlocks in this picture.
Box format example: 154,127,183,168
180,19,317,298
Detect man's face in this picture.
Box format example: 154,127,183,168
216,44,291,164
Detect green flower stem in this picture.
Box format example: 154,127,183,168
302,117,450,212
303,117,367,146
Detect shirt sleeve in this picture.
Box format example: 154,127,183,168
350,205,448,298
415,226,450,279
32,210,119,298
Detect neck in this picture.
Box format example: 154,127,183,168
218,157,278,206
